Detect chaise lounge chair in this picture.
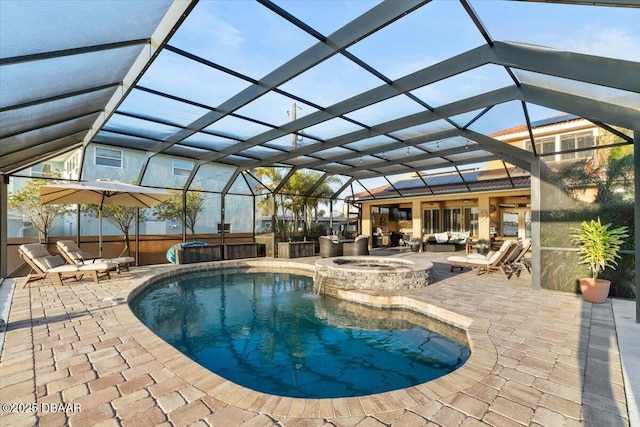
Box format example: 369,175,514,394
447,240,517,279
506,238,532,275
56,240,134,273
19,243,117,287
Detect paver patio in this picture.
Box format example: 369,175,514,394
0,250,631,426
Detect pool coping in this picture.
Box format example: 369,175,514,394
112,259,496,419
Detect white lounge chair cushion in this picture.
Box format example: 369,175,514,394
496,240,512,253
448,250,496,263
467,250,495,260
111,256,135,264
448,242,512,266
447,255,470,263
19,243,54,272
71,250,95,262
447,256,491,266
20,243,49,258
77,261,116,272
47,264,81,273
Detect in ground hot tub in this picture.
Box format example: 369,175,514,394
314,256,432,296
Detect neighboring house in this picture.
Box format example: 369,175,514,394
349,114,604,246
7,144,257,238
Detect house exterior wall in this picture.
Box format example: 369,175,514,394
84,144,254,235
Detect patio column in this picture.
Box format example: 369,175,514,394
361,203,372,248
1,175,8,278
635,130,639,323
529,158,549,291
477,194,491,240
412,199,421,246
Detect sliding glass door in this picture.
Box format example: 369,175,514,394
423,209,440,234
464,207,479,236
443,208,462,232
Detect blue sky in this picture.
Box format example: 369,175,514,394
145,0,638,128
125,0,640,199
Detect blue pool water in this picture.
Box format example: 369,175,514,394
132,270,470,398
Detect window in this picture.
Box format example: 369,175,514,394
560,131,594,160
502,211,519,237
63,152,80,179
524,137,555,155
30,163,52,177
95,147,122,168
173,159,194,177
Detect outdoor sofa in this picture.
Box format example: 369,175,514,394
424,231,470,252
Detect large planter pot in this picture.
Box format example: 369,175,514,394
579,278,611,303
475,241,490,255
410,243,421,252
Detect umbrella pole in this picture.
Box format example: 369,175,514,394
135,207,139,267
98,193,106,257
76,205,81,245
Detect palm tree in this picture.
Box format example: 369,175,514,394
254,167,340,239
254,167,289,238
282,170,340,237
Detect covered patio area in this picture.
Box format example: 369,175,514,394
0,252,634,426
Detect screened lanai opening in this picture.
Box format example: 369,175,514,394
1,0,638,308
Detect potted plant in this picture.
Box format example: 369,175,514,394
570,217,628,303
409,238,422,252
475,239,490,255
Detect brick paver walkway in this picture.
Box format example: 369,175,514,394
0,251,630,426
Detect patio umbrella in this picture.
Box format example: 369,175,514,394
41,179,172,256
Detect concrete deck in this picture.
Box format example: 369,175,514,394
0,249,635,426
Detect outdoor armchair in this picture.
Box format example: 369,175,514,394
57,240,134,273
343,235,369,256
319,236,343,258
19,243,116,287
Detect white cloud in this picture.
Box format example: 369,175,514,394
183,9,245,51
565,26,640,62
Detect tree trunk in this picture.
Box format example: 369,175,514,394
123,232,131,257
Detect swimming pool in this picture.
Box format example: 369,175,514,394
131,269,470,398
